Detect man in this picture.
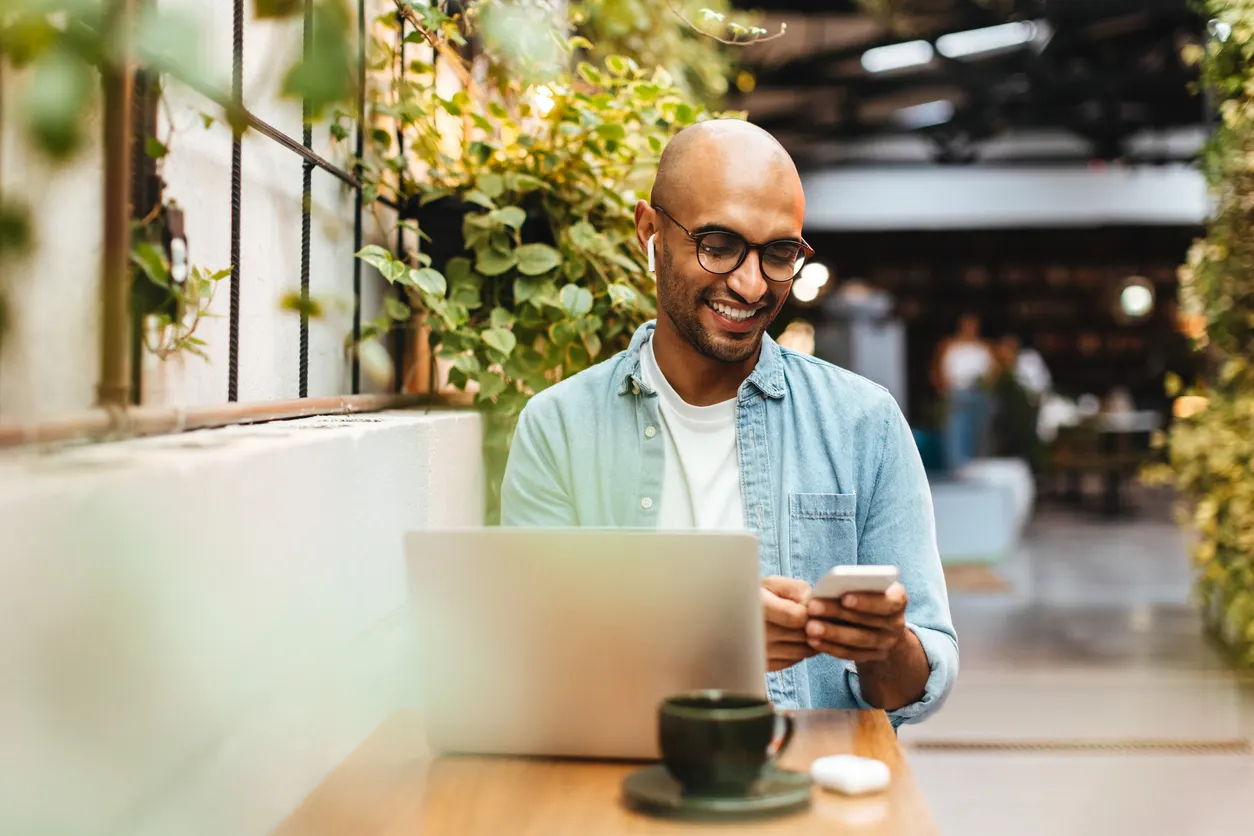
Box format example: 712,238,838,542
500,120,957,726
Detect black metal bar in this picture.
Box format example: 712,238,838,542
299,0,313,398
228,0,243,402
392,12,406,393
351,0,365,393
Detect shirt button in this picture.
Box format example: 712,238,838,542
645,425,657,438
632,383,640,395
641,497,653,510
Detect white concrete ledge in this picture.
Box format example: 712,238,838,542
0,410,482,836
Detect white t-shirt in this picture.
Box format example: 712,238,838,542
638,337,745,531
942,341,993,391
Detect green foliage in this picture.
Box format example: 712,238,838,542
571,0,747,102
355,6,748,518
1143,3,1254,665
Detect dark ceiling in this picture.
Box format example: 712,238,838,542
730,0,1208,167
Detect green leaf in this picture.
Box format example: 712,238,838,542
491,206,527,229
596,122,626,142
569,220,601,251
577,62,605,87
581,330,602,359
549,320,577,346
410,268,447,296
510,173,546,193
490,307,517,329
647,135,663,153
471,113,494,132
567,35,594,52
516,243,561,276
576,314,603,335
606,55,635,76
608,283,639,309
463,190,496,210
489,102,509,119
451,354,482,375
145,136,169,159
675,103,696,124
514,276,542,304
475,372,509,401
559,284,594,318
279,292,323,319
356,244,394,271
477,172,505,198
476,245,518,276
131,242,168,286
563,257,588,282
385,297,411,322
445,257,472,284
482,327,518,357
437,95,463,116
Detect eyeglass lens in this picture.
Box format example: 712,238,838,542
696,232,807,282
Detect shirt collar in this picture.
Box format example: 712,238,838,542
618,320,787,400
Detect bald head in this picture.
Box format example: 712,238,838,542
651,120,799,213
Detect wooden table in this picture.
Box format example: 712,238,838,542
276,709,937,835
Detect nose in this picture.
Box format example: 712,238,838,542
726,250,769,305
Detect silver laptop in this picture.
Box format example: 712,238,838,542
404,528,766,760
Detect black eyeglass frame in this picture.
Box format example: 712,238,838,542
650,203,815,284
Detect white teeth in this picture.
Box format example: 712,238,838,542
710,302,754,322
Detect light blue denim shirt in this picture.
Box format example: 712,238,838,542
500,321,957,726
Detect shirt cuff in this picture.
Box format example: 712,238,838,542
845,623,958,727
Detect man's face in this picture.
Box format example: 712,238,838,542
651,157,805,364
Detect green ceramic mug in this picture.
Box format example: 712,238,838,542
657,690,795,797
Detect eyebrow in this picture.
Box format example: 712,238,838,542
691,221,804,243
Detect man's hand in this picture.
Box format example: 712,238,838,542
804,582,909,663
761,576,818,673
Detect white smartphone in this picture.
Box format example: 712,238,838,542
809,565,899,601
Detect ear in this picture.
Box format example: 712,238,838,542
647,234,656,273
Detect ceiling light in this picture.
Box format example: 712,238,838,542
792,281,819,303
894,99,954,129
861,40,934,74
936,21,1038,60
1120,284,1154,319
799,262,830,288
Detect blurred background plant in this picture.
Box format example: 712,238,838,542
1142,4,1254,665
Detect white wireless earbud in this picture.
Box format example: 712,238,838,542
647,234,656,273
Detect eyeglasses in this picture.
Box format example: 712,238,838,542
651,204,814,284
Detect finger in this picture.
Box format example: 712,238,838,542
762,575,812,604
805,619,892,650
838,583,908,617
762,588,808,629
767,624,812,645
808,641,891,664
810,602,898,630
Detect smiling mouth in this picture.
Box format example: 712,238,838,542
706,300,761,323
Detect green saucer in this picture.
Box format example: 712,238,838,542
622,765,812,819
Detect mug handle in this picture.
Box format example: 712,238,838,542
766,711,795,763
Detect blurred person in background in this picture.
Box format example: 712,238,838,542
990,333,1046,471
931,312,993,473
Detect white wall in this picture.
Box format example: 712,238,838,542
0,409,483,836
0,1,390,420
802,163,1208,231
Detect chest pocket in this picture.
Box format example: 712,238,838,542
788,492,858,585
